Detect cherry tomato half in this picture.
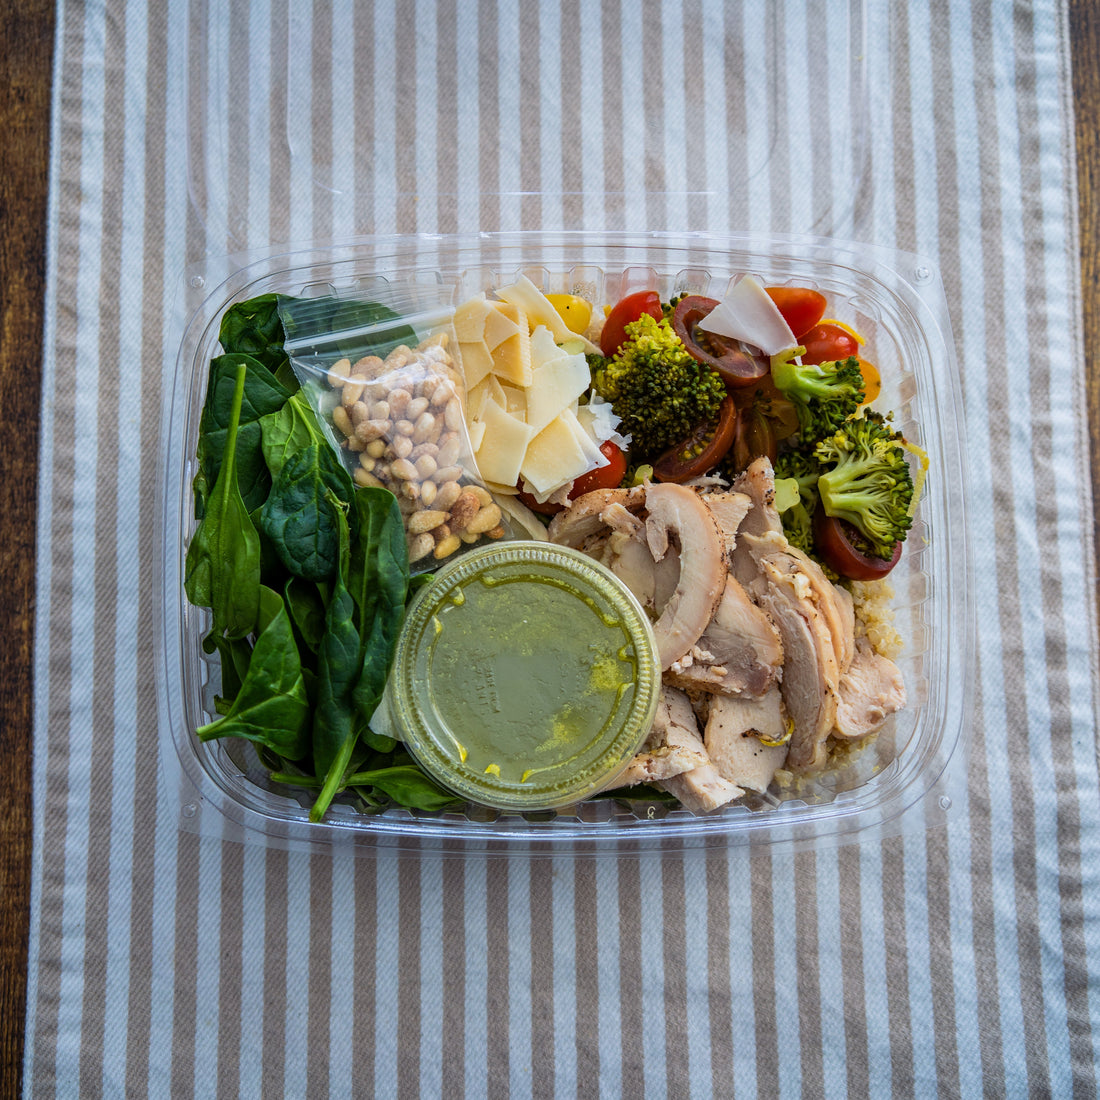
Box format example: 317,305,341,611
652,395,737,483
856,357,881,404
570,440,628,496
669,295,770,388
764,286,827,340
800,323,861,365
516,441,627,514
813,510,902,580
600,290,663,358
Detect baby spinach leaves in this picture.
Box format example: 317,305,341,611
196,586,311,759
185,293,432,820
197,353,294,514
185,360,261,647
218,293,291,374
260,442,355,582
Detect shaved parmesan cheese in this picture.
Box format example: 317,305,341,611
458,339,494,389
493,493,551,541
454,294,493,343
496,274,602,354
529,324,567,370
525,350,591,434
474,400,535,487
696,274,797,356
483,302,522,351
521,409,597,494
576,393,631,451
488,303,532,387
467,419,486,451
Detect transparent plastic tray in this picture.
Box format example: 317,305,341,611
156,230,972,855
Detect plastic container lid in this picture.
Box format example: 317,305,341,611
182,0,868,255
380,541,661,811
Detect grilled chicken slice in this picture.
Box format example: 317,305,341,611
743,540,840,772
732,456,785,539
704,685,790,793
698,489,752,562
546,486,647,548
658,762,744,813
834,639,907,738
613,686,709,787
640,483,728,668
765,544,856,675
664,576,784,697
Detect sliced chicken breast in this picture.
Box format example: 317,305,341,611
834,639,907,739
704,685,790,793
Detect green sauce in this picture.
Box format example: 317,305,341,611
386,541,659,810
421,574,639,784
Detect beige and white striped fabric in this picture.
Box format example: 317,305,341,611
25,0,1098,1095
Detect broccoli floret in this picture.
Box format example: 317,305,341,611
771,353,865,440
814,411,914,559
774,449,821,556
590,313,727,458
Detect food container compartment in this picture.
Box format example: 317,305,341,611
156,230,971,854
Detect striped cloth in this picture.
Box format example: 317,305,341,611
25,0,1097,1096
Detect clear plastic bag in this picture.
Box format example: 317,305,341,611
277,290,512,573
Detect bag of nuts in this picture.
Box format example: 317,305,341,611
277,294,511,572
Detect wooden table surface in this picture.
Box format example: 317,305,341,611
0,3,1096,1096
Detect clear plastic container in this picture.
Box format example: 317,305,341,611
156,230,972,854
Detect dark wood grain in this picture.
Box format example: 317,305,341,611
1071,0,1100,616
0,0,53,1094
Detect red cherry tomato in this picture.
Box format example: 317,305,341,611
652,395,737,483
569,440,628,496
764,286,827,339
599,290,663,358
800,323,860,365
730,401,779,473
669,295,769,388
813,511,902,580
516,441,627,514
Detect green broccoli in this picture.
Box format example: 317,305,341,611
773,449,821,556
770,352,866,440
590,313,727,458
814,411,914,559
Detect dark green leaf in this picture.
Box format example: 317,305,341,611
196,586,311,758
347,487,409,722
259,442,355,581
218,293,290,374
259,390,328,480
197,353,293,512
185,361,262,643
283,575,326,655
310,501,364,819
348,765,458,811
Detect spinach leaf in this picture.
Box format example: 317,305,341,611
283,575,326,655
196,586,311,759
218,293,290,374
347,487,409,727
349,765,458,811
209,634,254,713
259,390,328,480
310,497,366,820
278,296,419,363
185,361,261,645
259,442,355,582
197,352,293,513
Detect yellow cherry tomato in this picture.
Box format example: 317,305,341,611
856,357,881,404
545,293,592,334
